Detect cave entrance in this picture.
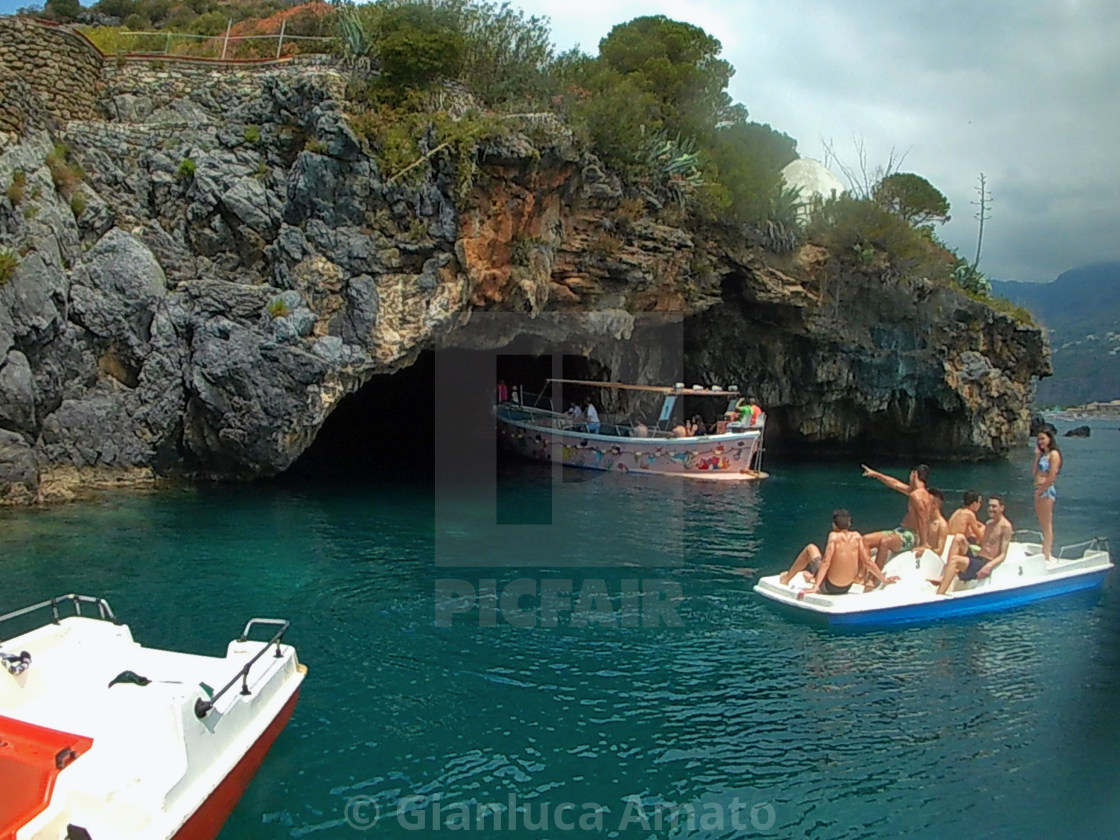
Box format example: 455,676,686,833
280,351,438,485
278,348,610,486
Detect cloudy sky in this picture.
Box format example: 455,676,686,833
4,0,1116,282
512,0,1119,284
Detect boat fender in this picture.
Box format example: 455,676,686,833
0,649,31,675
107,670,151,688
66,825,94,840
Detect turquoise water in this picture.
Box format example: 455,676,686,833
2,422,1119,838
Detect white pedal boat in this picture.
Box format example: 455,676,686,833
0,595,306,840
754,536,1113,627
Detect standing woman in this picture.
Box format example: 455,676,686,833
1032,427,1062,561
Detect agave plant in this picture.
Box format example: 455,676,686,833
767,183,806,230
337,6,374,59
952,262,991,296
640,128,704,205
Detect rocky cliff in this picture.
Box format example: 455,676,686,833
0,26,1049,501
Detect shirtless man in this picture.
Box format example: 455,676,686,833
916,487,949,559
945,490,985,557
861,464,934,568
779,509,899,595
937,494,1013,595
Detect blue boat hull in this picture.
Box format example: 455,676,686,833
817,567,1112,627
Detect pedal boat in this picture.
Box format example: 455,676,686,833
753,537,1113,627
0,595,306,840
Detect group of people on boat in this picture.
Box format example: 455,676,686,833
779,427,1063,597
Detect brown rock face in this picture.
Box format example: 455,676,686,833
0,52,1050,503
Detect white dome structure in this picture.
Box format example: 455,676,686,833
780,157,846,205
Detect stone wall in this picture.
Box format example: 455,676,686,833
0,17,104,128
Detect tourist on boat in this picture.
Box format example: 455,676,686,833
691,415,708,436
566,402,583,422
1032,427,1062,561
860,463,934,568
915,487,949,559
936,494,1014,595
633,421,649,438
583,398,600,433
496,379,509,403
945,490,986,558
778,509,899,595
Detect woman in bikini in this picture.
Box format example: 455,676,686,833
1032,427,1062,561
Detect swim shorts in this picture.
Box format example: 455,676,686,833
959,551,987,582
893,527,917,552
1039,486,1057,502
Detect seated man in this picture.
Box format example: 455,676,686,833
944,489,985,559
861,464,933,568
937,494,1013,595
779,509,900,595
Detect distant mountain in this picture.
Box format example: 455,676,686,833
991,262,1120,406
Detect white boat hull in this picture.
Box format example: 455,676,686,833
2,600,304,840
497,405,766,481
753,539,1114,627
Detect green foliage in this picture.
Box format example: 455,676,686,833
304,138,328,154
597,15,743,141
243,124,262,144
6,171,27,207
350,100,506,194
351,4,466,100
873,172,951,227
94,0,137,19
701,121,798,224
43,0,81,21
807,193,931,270
70,192,88,217
0,249,19,285
768,183,806,230
340,1,553,108
266,297,290,318
175,157,196,180
950,260,991,296
46,144,83,198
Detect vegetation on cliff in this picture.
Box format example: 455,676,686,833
19,0,1022,318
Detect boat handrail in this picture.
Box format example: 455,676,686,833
194,617,290,719
0,594,117,643
1058,537,1110,559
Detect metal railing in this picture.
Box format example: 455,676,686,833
194,617,290,719
113,23,337,61
0,594,117,643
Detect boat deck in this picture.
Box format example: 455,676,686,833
1,609,303,839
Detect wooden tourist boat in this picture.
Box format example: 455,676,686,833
496,379,767,481
754,536,1113,627
0,594,305,840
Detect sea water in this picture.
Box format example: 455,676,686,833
1,421,1118,839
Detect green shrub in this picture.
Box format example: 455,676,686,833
266,298,290,318
376,5,467,99
0,249,19,285
175,158,196,181
46,144,83,198
6,171,26,207
243,124,261,144
70,192,88,217
807,193,929,270
304,138,328,154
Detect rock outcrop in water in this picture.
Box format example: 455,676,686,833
0,21,1050,500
